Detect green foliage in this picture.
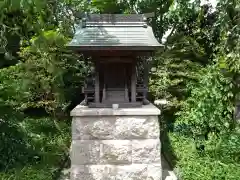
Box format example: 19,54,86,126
0,64,27,108
175,64,235,137
0,31,89,116
205,129,240,164
152,1,240,180
149,2,221,109
164,132,240,180
90,0,126,13
172,0,240,139
150,34,205,107
18,30,89,115
0,116,70,179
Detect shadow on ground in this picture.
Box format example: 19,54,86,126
158,104,179,179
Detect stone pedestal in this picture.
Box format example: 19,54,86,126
70,103,161,180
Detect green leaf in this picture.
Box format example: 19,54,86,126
10,0,20,9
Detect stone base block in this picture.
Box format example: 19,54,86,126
70,103,162,180
71,164,162,180
72,116,160,140
71,140,132,165
71,139,161,165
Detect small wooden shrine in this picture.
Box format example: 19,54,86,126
68,14,162,108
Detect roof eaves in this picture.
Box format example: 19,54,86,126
67,45,163,51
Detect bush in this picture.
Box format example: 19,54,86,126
0,32,86,114
166,132,240,180
0,116,30,170
0,64,29,169
175,64,235,138
0,116,70,179
18,30,90,116
160,58,240,180
0,64,26,109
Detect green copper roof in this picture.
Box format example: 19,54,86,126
68,14,162,51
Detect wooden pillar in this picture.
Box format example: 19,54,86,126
131,63,136,102
124,67,129,101
143,58,149,99
102,84,106,101
95,62,100,103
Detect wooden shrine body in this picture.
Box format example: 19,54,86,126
68,14,163,108
83,51,152,108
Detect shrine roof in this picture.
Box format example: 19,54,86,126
67,14,163,51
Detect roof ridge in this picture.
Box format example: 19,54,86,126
84,14,145,23
86,22,146,28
